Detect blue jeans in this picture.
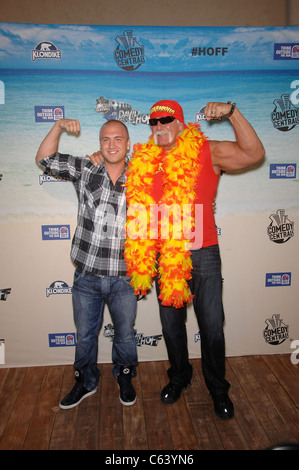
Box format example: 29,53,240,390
157,245,230,398
72,270,137,391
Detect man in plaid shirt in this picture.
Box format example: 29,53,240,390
36,118,138,409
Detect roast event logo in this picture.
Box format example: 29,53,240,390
0,288,11,301
267,209,294,244
263,314,289,346
32,41,62,62
113,30,145,71
104,323,162,347
195,104,222,123
195,105,208,122
95,96,149,125
271,93,299,131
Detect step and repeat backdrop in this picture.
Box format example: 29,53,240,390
0,24,298,367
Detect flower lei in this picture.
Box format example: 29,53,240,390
124,123,206,308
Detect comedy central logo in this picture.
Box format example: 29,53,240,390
113,30,145,71
263,314,289,346
267,209,294,244
271,93,299,131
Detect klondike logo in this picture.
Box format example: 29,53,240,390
32,42,62,61
46,281,72,297
114,30,145,71
267,209,294,244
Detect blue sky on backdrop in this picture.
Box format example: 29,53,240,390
0,23,298,71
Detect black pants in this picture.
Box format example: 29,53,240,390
156,245,230,397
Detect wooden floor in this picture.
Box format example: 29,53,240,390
0,354,299,451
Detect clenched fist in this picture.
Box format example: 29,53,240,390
57,118,81,135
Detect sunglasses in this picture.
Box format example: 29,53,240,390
149,116,175,126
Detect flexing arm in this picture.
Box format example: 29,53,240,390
35,119,80,163
204,102,265,173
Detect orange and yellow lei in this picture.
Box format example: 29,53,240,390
124,123,206,308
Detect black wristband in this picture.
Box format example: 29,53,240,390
226,101,236,117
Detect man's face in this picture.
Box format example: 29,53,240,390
100,121,130,165
151,117,184,150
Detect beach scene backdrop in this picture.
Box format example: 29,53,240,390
0,24,298,366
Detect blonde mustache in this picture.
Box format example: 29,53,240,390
153,130,172,145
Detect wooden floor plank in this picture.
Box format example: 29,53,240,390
49,365,79,450
98,363,124,450
22,366,64,450
255,355,299,442
226,358,272,450
155,360,198,450
72,389,100,450
215,415,250,450
264,354,299,407
0,355,299,451
0,368,9,394
122,372,148,450
0,366,45,450
0,368,27,441
229,355,295,446
140,361,175,449
139,360,162,401
187,403,224,450
191,359,250,450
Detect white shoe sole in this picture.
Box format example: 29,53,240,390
59,388,97,410
119,395,137,406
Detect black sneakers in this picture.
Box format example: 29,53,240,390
117,366,136,406
59,371,97,410
59,367,136,409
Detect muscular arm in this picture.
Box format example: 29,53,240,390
35,119,80,163
204,103,265,173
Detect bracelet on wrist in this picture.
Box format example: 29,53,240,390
226,101,236,117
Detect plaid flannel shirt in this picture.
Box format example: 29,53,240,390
39,152,128,276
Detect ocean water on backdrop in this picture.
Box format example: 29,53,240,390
0,68,298,222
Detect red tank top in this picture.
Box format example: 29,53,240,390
151,140,219,249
